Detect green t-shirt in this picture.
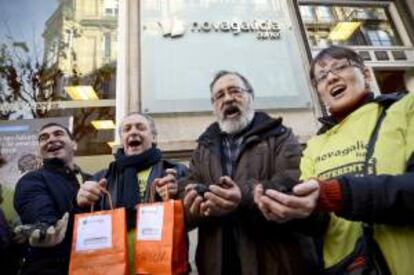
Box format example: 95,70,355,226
127,167,152,275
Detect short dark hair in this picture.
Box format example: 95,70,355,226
39,123,74,140
209,70,255,98
310,46,365,86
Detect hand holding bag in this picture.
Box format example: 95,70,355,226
69,189,129,275
135,184,188,275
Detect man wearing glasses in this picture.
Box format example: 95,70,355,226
180,71,316,275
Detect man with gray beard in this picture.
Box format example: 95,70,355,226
179,71,316,275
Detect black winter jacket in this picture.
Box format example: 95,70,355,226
14,158,91,275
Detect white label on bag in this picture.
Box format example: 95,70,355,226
76,214,112,251
137,205,164,241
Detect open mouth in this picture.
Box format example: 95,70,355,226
330,85,347,98
47,143,63,153
128,139,142,149
223,105,241,118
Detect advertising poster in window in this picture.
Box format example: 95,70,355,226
0,117,72,223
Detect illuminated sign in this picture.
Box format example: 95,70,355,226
155,19,281,40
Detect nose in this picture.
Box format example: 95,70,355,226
128,125,140,135
46,134,58,143
42,134,58,148
326,70,340,85
223,92,235,102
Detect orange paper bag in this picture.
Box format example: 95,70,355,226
135,199,188,275
69,190,129,275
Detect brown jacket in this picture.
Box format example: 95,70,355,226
179,112,317,275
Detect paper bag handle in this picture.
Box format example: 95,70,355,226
91,187,114,212
149,181,169,203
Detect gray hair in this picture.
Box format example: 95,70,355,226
209,70,255,98
118,112,158,141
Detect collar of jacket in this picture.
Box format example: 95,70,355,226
317,91,406,135
197,111,285,150
43,158,80,176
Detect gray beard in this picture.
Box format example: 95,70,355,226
217,105,255,135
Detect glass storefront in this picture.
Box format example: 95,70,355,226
0,0,120,222
299,3,402,47
0,0,119,157
1,0,413,210
140,0,313,113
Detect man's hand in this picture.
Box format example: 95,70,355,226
254,179,320,223
154,168,178,201
76,178,107,207
14,212,69,247
13,228,29,244
201,176,242,217
183,183,204,218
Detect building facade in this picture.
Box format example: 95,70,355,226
0,0,413,270
117,0,414,161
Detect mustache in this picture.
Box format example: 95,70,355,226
222,104,240,116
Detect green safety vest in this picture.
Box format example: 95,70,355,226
301,93,414,275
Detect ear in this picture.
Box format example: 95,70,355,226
72,141,78,151
324,102,331,114
151,134,157,145
362,66,372,83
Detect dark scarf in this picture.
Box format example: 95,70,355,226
106,146,161,229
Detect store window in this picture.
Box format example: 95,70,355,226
299,2,402,48
104,0,119,16
103,33,112,60
316,6,335,22
140,0,312,113
367,29,393,46
0,0,118,160
300,6,315,23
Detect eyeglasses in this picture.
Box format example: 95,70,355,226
212,86,249,102
313,60,362,86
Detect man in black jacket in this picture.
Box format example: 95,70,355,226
77,112,187,224
76,112,187,272
14,123,91,275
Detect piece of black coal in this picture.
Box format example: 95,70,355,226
261,176,298,194
18,222,50,241
193,183,209,197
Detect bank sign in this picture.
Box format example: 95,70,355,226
154,18,281,40
140,0,312,113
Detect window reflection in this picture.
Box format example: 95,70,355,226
299,4,402,47
316,6,334,22
367,29,393,46
0,0,119,156
104,0,119,16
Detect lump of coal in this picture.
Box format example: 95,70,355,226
261,176,298,194
17,222,50,241
193,183,209,197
